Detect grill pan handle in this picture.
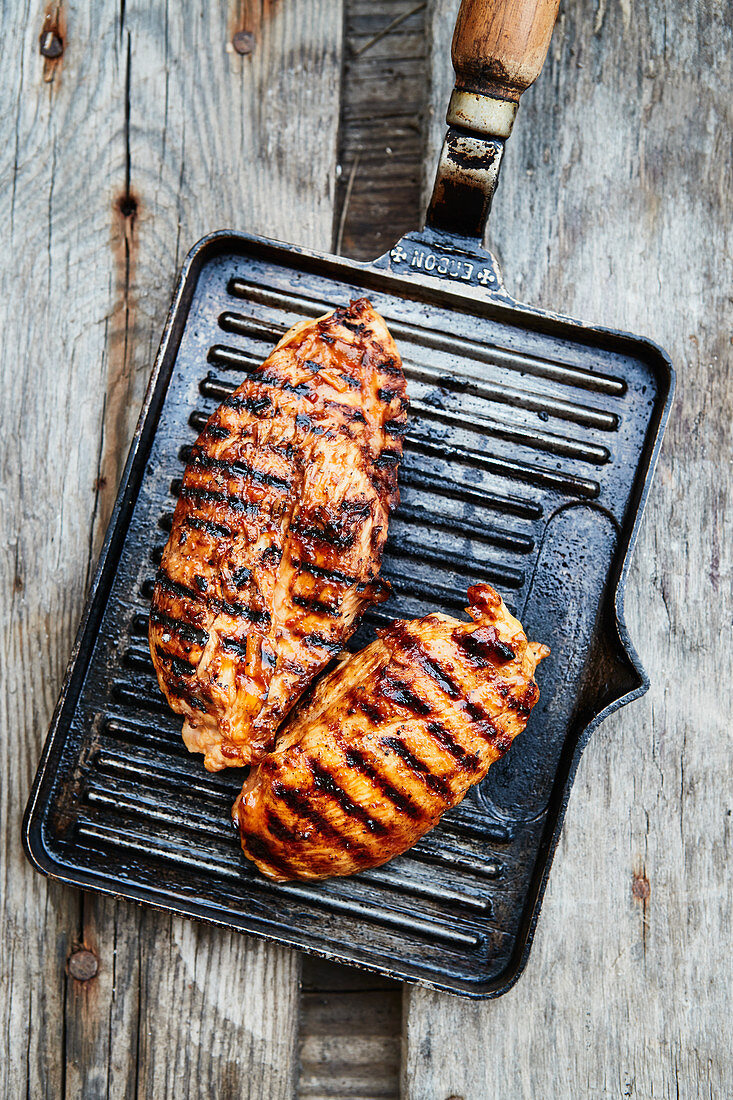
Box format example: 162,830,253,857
426,0,560,239
449,0,561,136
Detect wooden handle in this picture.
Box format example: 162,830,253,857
452,0,561,103
429,0,561,234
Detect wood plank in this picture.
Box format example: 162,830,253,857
404,0,733,1096
63,896,142,1100
334,0,428,260
293,9,429,1092
0,0,343,1097
134,912,300,1099
0,3,127,1096
70,1,345,1096
298,958,401,1100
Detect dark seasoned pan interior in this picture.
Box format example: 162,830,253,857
24,235,671,996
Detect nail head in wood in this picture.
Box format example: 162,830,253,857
39,31,63,59
631,872,650,901
67,949,99,982
232,31,255,56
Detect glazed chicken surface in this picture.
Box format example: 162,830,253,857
233,584,548,881
149,299,407,771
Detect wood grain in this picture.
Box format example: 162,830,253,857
0,1,342,1097
404,0,733,1096
334,0,428,261
452,0,561,100
3,0,731,1095
298,957,402,1100
0,3,124,1095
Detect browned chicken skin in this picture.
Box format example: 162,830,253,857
149,300,407,771
233,584,548,881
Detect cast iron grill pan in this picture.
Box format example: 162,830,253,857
24,234,672,996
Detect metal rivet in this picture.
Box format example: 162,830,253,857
68,949,99,982
232,30,255,55
40,31,63,59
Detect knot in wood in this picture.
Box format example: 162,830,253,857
117,193,138,220
68,948,99,982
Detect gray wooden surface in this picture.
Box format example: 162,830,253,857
404,1,733,1098
1,1,730,1098
0,2,341,1096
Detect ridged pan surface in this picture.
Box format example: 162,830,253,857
23,233,672,996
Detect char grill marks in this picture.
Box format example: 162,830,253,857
234,583,548,881
149,299,407,772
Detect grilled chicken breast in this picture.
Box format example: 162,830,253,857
233,584,548,881
149,299,407,771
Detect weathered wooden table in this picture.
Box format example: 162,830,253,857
2,2,730,1097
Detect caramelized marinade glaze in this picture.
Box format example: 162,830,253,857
234,584,548,881
149,299,407,770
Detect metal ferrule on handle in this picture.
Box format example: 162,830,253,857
426,0,561,239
